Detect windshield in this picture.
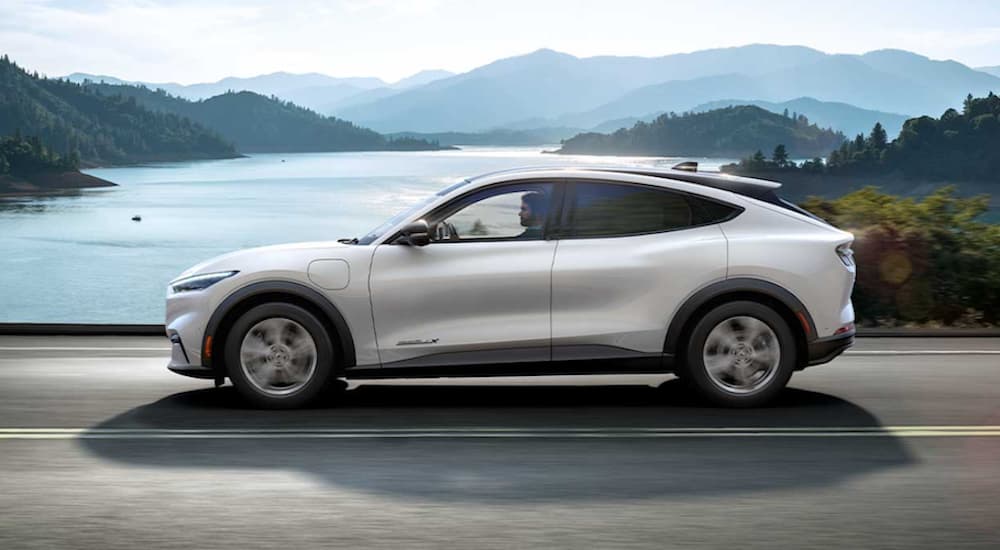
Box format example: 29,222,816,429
356,194,438,245
355,178,470,244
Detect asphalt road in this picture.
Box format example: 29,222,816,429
1,336,999,549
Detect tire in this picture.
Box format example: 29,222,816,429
681,301,796,407
224,302,338,409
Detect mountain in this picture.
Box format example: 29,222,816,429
978,66,1000,78
333,45,1000,133
65,69,455,115
334,45,828,132
688,98,911,138
79,81,447,153
1,56,236,165
558,54,982,130
554,105,846,158
550,73,769,130
63,72,137,86
393,69,455,89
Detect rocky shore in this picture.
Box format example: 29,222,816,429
0,171,116,196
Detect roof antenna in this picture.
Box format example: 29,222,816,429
672,161,698,172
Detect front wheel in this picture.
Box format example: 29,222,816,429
224,303,338,409
681,301,796,407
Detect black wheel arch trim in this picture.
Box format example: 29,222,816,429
663,277,817,355
201,280,357,370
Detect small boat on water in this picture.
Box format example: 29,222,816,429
132,215,142,222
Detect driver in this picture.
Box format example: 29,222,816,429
518,191,548,239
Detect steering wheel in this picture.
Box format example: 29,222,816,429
434,221,459,241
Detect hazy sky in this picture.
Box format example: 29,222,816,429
2,0,999,83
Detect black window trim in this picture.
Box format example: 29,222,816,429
550,178,744,241
387,179,565,245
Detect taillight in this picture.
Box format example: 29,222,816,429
834,322,855,335
836,243,855,267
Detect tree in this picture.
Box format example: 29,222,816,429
852,133,865,157
772,144,789,167
868,122,888,151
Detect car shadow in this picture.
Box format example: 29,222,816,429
80,381,913,503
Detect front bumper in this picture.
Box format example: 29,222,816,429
806,331,855,367
167,332,217,379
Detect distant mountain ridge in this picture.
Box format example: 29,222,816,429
77,81,448,153
64,69,455,115
331,46,1000,133
63,46,999,140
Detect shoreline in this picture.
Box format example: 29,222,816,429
0,171,117,197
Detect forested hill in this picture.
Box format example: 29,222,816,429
881,93,1000,181
0,56,237,165
80,82,449,153
726,92,1000,183
554,105,846,157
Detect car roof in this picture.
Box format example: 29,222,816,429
466,165,782,202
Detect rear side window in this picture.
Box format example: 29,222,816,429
689,195,740,225
564,182,737,238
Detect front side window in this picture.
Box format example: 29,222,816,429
430,183,554,242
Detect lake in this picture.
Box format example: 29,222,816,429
0,147,737,323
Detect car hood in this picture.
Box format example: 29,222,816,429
173,241,351,281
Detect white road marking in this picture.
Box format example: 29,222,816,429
1,426,1000,439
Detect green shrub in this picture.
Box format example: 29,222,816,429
802,186,1000,326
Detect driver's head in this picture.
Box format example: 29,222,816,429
520,192,547,227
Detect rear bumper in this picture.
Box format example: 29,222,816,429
806,331,855,367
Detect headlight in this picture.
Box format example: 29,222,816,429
169,271,238,294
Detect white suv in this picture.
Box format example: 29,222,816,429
165,165,856,408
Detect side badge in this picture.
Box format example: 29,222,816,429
397,338,439,346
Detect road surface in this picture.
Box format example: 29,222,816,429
0,336,998,549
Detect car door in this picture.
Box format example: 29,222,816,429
550,179,732,365
369,181,559,368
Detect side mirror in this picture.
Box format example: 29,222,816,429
397,220,431,246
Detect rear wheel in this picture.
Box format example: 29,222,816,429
681,301,796,407
225,303,338,408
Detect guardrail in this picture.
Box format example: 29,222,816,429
0,324,997,337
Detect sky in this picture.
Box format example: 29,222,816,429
2,0,999,84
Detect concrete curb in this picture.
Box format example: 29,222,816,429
0,324,997,338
